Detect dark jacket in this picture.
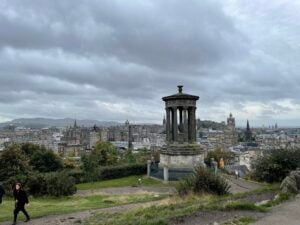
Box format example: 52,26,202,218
0,185,5,204
13,189,29,207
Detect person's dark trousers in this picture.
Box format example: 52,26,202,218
13,204,30,222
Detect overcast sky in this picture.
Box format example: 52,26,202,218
0,0,299,127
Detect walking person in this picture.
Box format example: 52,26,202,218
12,182,30,225
0,182,5,205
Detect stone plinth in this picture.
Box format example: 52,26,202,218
158,144,205,181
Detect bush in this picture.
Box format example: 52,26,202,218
44,172,77,197
66,169,85,184
82,163,147,182
30,150,64,172
176,166,230,196
3,171,77,197
99,164,146,180
0,145,31,181
252,148,300,183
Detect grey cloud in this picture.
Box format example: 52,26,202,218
0,0,299,126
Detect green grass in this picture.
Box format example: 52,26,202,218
76,176,166,190
0,193,167,223
84,183,284,225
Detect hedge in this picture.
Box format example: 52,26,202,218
99,163,147,180
68,163,147,183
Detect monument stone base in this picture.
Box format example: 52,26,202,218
158,143,205,181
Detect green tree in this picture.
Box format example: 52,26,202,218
252,148,300,183
121,149,137,164
30,150,63,172
0,145,31,181
81,141,118,181
21,142,44,156
92,141,118,166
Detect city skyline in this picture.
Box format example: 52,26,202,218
0,1,299,127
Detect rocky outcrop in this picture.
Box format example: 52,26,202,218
280,169,300,194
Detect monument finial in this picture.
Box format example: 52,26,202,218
178,85,183,93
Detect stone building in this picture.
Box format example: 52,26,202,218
159,85,205,181
224,113,238,147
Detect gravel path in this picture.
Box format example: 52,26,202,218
252,194,300,225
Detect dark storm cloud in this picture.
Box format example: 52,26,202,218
0,0,299,126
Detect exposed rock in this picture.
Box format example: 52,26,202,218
280,169,300,194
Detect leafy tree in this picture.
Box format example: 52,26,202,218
92,141,118,166
0,145,31,181
252,148,300,183
121,149,137,164
81,154,100,182
81,141,118,181
30,150,63,172
21,142,45,156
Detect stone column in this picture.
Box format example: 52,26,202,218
179,108,183,124
166,107,171,143
163,166,169,182
147,160,151,177
172,107,178,142
190,107,197,142
188,107,196,143
183,107,188,143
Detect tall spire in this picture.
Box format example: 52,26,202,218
74,119,77,128
246,120,250,131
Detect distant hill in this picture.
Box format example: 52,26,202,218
0,118,122,129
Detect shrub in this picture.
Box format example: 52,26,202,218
176,166,230,196
26,172,48,196
82,163,147,182
99,163,147,180
44,171,77,197
30,150,64,172
252,148,300,183
67,169,85,184
0,145,31,181
3,171,77,197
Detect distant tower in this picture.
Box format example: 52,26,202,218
74,120,77,128
126,120,133,149
245,120,252,142
227,113,235,131
275,123,278,129
125,119,130,127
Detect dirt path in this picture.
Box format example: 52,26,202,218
0,200,162,225
226,176,262,194
252,194,300,225
170,210,265,225
75,186,175,196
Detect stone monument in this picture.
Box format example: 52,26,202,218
159,85,205,181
